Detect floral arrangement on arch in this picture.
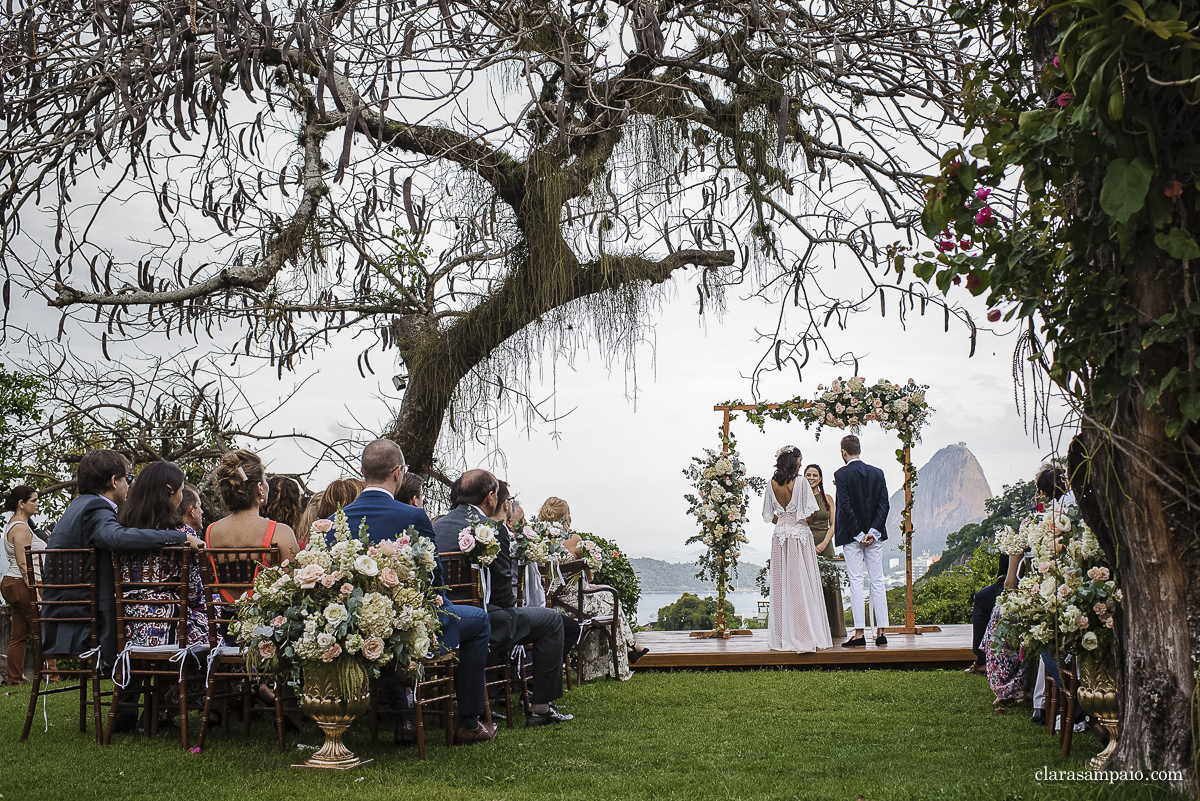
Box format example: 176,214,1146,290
805,377,931,442
993,503,1120,661
230,508,444,692
510,521,570,566
684,436,765,633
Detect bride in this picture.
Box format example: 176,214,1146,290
763,446,833,653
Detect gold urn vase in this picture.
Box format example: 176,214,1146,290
292,659,373,770
1076,651,1119,770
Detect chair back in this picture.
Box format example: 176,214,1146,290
440,551,483,607
111,547,193,651
24,547,100,660
198,546,279,648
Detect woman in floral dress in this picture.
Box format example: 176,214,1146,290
538,497,643,680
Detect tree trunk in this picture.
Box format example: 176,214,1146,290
1072,253,1199,794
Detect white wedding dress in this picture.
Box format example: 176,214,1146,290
763,482,833,653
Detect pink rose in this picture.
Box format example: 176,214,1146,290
1093,602,1107,615
1058,584,1071,598
271,616,286,627
458,529,476,552
397,535,410,546
294,563,326,589
1038,562,1051,574
361,637,386,661
1105,618,1114,628
380,568,400,587
367,546,379,557
379,541,397,557
524,527,538,541
320,643,342,662
258,641,276,659
320,575,337,588
1087,566,1110,581
313,519,333,533
340,583,354,595
1076,615,1089,630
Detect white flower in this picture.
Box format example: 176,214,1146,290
1081,631,1099,650
316,632,335,649
324,603,349,625
474,525,497,545
354,555,380,576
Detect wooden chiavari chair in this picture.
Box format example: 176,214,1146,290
196,546,291,751
103,547,203,749
20,547,107,743
547,558,622,684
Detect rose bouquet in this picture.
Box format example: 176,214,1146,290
804,377,932,439
993,504,1119,660
510,521,570,566
576,539,605,573
231,508,443,691
456,522,500,566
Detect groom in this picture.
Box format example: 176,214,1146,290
833,434,891,647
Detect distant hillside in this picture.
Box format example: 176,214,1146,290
883,443,992,559
631,558,764,592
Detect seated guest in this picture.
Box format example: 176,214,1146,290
204,451,299,566
966,551,1011,677
42,450,203,732
435,470,573,726
396,472,424,508
340,440,496,746
263,476,304,535
538,497,645,677
3,486,46,686
297,478,364,546
179,485,204,536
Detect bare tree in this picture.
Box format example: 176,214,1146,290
0,0,973,476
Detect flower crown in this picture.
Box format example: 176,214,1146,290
775,446,800,458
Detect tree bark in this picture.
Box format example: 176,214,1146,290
1071,253,1199,793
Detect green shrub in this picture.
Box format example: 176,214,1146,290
656,592,736,631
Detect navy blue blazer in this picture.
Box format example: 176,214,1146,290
832,459,890,547
335,489,459,648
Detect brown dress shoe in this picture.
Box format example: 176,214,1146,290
454,721,498,745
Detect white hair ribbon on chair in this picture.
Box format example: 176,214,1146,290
550,555,565,587
112,643,134,688
480,568,491,606
524,563,546,608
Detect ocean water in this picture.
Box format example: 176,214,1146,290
637,590,768,626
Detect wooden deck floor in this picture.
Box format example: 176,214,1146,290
631,624,975,670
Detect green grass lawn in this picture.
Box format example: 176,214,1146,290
0,669,1186,801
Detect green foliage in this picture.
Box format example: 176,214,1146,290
905,0,1200,441
577,532,642,622
916,547,999,625
655,592,736,631
0,362,43,491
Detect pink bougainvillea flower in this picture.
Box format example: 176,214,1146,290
975,206,994,225
965,274,981,291
1165,180,1184,199
959,238,972,249
952,275,962,286
1057,92,1074,107
987,309,1002,322
936,240,955,253
1053,56,1061,69
974,187,991,200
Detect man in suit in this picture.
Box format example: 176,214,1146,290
833,434,890,648
43,449,203,731
433,470,573,727
339,439,496,746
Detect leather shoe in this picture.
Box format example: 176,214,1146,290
841,636,866,648
454,721,497,745
875,633,888,647
527,708,574,726
1031,709,1045,725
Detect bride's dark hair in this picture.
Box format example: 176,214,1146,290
772,449,801,485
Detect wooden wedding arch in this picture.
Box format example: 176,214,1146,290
715,400,939,636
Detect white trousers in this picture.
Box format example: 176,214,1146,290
843,538,889,633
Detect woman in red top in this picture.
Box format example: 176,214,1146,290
205,450,299,567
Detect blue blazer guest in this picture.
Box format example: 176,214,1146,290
334,439,495,745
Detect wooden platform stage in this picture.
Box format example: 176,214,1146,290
631,624,975,671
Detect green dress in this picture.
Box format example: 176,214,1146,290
806,492,847,638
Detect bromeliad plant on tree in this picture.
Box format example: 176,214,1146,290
684,435,764,635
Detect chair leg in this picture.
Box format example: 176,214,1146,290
103,683,121,745
414,692,427,761
21,674,42,742
274,685,286,753
1047,678,1058,734
1061,676,1076,758
198,676,216,750
79,675,87,733
91,674,103,745
610,626,619,678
